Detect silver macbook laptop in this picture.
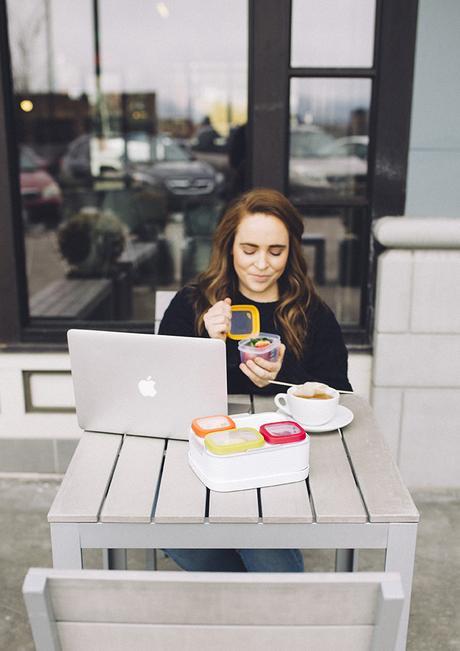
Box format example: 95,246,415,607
68,329,227,440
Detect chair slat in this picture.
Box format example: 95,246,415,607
56,622,373,651
308,430,367,523
341,395,419,523
48,433,122,523
48,572,380,625
208,489,259,522
100,436,165,523
260,481,313,523
154,441,206,523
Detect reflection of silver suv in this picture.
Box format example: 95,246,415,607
128,135,224,205
289,126,367,202
60,133,224,208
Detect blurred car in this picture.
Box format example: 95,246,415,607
59,134,147,181
289,126,368,203
128,134,225,208
320,135,368,161
20,145,63,227
59,133,224,209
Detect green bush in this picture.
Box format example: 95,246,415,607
57,208,127,276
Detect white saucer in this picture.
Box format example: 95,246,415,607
275,404,354,433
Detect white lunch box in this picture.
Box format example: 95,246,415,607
188,411,310,492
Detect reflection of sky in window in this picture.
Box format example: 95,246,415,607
7,0,247,122
7,0,375,124
291,0,376,68
291,78,372,129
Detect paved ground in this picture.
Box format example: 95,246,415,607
1,477,459,650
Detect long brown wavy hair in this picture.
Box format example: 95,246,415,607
193,188,319,359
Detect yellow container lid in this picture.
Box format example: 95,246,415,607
227,305,260,340
204,427,265,455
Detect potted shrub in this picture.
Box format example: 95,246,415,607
57,207,127,277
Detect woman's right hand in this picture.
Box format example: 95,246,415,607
203,297,232,340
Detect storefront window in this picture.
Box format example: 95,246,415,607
7,0,247,323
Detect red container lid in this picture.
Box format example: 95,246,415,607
259,420,306,444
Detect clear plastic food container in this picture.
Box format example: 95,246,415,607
238,332,281,363
191,415,236,438
259,420,306,444
204,427,264,455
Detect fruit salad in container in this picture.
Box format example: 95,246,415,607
238,332,281,363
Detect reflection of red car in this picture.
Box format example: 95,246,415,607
20,145,63,228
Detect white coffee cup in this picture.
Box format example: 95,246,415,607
274,385,339,426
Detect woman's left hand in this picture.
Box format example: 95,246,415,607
239,344,286,388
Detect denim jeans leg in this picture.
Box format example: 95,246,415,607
163,548,247,572
237,549,304,572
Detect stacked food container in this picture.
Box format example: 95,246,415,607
188,411,310,492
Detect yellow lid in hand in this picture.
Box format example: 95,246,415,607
204,427,264,455
227,305,260,340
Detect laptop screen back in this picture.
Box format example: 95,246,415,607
68,329,227,440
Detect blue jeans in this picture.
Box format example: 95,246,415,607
164,548,304,572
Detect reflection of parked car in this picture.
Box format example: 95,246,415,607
128,134,225,209
20,145,63,227
59,134,151,181
320,136,368,161
289,126,367,203
60,133,224,209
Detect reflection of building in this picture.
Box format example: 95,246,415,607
348,108,368,136
15,92,157,170
15,93,91,170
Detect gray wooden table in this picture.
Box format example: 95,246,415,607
48,394,418,651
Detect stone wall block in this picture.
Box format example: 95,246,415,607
374,250,413,332
411,251,460,333
373,333,460,387
398,388,460,488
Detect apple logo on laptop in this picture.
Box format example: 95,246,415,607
138,376,157,398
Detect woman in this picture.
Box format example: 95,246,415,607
159,188,351,573
159,188,352,395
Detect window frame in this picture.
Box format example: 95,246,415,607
0,0,418,348
248,0,418,347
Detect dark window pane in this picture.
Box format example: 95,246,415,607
300,207,368,326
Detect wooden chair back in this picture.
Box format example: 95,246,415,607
23,568,404,651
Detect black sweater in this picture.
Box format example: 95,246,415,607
158,286,352,395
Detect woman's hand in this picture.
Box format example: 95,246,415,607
203,297,232,340
239,344,286,388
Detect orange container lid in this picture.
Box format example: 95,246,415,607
191,415,236,438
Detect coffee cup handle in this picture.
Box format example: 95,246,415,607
274,393,289,413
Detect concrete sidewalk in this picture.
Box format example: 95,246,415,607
1,476,459,650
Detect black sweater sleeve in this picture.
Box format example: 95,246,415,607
158,287,199,337
303,302,352,392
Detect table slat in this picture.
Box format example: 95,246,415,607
260,481,313,523
100,436,165,523
252,395,276,414
154,441,206,523
308,431,367,523
341,395,419,523
208,489,259,523
228,394,252,415
48,433,122,523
